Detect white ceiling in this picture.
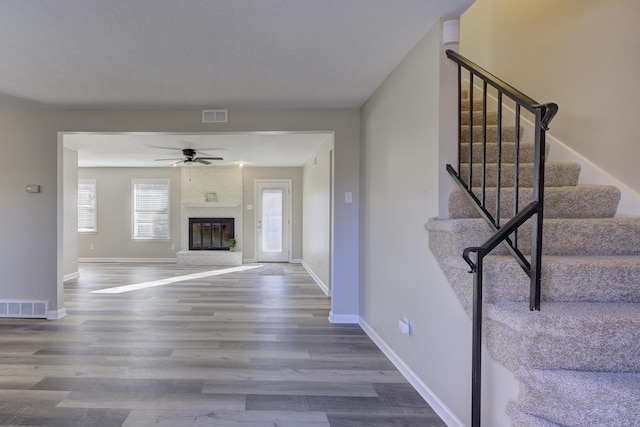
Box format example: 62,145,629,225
4,0,472,166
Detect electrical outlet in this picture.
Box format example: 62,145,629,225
89,244,94,250
398,317,411,336
170,244,175,250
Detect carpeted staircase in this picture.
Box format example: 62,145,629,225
425,91,640,426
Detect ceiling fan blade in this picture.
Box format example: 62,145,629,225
196,159,211,165
155,158,184,161
197,157,224,160
171,160,185,166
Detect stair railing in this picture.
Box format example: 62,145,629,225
445,49,558,427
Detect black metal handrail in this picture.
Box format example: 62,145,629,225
445,49,558,427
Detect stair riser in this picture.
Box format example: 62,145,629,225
459,141,539,164
441,256,640,304
429,218,640,256
483,256,640,303
485,317,640,371
461,125,520,143
448,186,620,219
461,98,484,111
515,369,640,427
461,110,499,126
458,162,580,187
507,407,562,427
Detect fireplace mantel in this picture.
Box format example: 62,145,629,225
181,202,241,208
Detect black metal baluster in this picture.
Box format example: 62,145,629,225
468,75,474,190
495,92,503,227
471,251,483,427
457,66,462,175
482,82,488,209
514,103,521,249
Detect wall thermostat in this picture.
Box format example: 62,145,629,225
26,185,40,193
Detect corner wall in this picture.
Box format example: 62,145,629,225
302,136,333,295
63,148,78,278
360,21,473,426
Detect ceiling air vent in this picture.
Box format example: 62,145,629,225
202,109,228,123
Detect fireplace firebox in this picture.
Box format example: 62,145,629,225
189,218,234,250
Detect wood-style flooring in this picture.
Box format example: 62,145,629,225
0,263,445,426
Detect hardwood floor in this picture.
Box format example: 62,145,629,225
0,263,445,426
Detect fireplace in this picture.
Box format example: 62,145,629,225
189,218,234,250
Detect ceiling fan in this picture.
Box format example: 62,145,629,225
155,148,223,166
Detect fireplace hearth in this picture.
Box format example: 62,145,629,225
189,218,234,250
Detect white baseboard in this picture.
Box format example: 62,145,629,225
63,272,79,282
47,308,67,320
302,261,330,296
359,317,465,427
243,258,257,263
78,258,177,263
290,258,302,264
328,311,359,324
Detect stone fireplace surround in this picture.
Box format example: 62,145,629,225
177,167,243,266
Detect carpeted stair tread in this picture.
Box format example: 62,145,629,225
427,217,640,256
448,185,620,219
485,301,640,371
514,368,640,427
458,162,580,187
459,141,543,164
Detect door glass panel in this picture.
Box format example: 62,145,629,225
262,189,283,252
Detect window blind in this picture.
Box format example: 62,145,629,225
78,179,97,232
132,180,170,239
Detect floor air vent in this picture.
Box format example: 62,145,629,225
0,300,48,318
202,109,228,123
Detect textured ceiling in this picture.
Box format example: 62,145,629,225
0,0,472,109
12,0,473,167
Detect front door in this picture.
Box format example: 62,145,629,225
256,180,290,262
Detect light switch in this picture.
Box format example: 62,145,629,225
345,192,352,203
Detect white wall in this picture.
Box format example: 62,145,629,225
63,148,78,278
77,167,181,259
0,112,60,312
460,0,640,198
360,21,475,426
302,136,333,295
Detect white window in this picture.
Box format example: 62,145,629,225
132,179,170,240
78,179,97,233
